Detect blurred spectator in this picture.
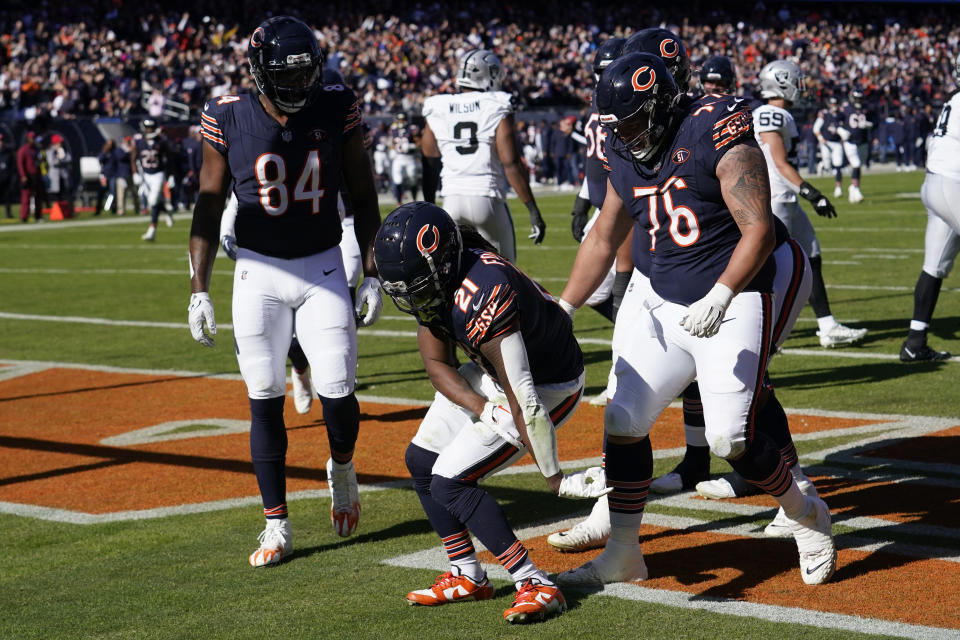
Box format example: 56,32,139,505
0,134,15,218
16,131,43,223
46,134,73,217
178,125,202,211
550,116,576,191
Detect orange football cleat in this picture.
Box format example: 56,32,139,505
503,579,566,624
406,571,495,606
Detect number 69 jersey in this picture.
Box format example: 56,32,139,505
605,94,775,306
422,91,515,199
753,102,800,203
200,87,363,258
432,246,584,386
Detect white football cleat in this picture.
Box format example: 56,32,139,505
695,477,737,499
165,211,175,227
649,472,683,494
291,366,313,414
557,540,648,587
791,496,837,585
327,457,360,537
764,477,818,538
818,323,868,348
833,185,842,198
548,495,610,552
248,518,293,567
848,185,864,203
141,226,156,241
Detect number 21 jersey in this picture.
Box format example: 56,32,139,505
422,91,514,199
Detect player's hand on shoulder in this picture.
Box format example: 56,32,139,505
188,292,217,347
354,277,382,327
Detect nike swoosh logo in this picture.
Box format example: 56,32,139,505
903,348,915,358
805,559,831,575
323,268,336,276
727,98,744,111
471,296,485,311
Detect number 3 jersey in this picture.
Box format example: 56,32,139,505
422,91,514,199
753,103,800,203
605,94,775,306
927,90,960,181
428,246,583,386
200,88,363,258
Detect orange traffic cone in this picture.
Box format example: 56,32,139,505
49,202,66,220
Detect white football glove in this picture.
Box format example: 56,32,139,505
557,298,576,320
219,234,237,261
188,292,217,347
354,278,382,327
680,282,734,338
479,401,511,429
558,467,612,498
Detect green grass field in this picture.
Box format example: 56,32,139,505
1,171,957,639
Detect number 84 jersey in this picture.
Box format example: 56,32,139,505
422,91,515,199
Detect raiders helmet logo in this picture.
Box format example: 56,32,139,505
774,69,790,85
672,148,690,164
250,27,264,48
416,224,439,254
631,66,656,92
660,39,679,59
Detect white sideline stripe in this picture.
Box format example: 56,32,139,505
7,312,957,362
0,482,407,525
384,521,957,640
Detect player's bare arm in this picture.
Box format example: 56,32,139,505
496,114,534,203
342,129,382,277
189,140,231,294
480,331,564,494
560,179,634,309
417,325,486,417
419,122,440,158
716,142,775,293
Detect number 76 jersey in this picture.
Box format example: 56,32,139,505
422,91,515,199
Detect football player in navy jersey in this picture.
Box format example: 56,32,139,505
698,55,736,95
375,202,606,623
555,53,836,587
187,16,383,567
134,119,173,241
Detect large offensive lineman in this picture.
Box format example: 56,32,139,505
420,49,546,264
556,53,836,587
187,16,382,567
374,202,607,623
899,53,960,362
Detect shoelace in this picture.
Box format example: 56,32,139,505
513,579,544,603
432,572,458,588
258,521,286,547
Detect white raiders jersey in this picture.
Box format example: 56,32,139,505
927,91,960,181
753,103,800,203
422,90,514,198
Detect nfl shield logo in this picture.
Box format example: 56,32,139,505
282,131,293,142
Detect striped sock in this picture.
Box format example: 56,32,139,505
263,503,287,519
443,530,483,583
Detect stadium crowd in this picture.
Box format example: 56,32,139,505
0,1,958,124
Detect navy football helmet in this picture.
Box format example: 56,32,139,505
248,16,323,113
592,37,626,83
141,118,160,139
374,202,462,322
850,89,865,109
621,28,690,92
595,52,679,162
699,55,736,93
